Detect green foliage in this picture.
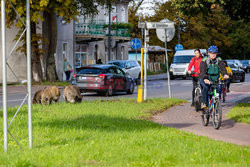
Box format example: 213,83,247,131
227,103,250,124
0,98,249,166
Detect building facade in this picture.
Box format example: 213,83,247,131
56,0,131,81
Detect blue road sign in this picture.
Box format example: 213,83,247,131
175,44,183,51
131,38,141,49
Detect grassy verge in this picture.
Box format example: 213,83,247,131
0,98,249,166
226,103,250,124
32,81,70,87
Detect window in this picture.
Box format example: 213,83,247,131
79,68,103,74
75,44,87,67
62,42,68,61
173,56,194,63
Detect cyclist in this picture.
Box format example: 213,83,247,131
199,45,229,109
218,60,233,98
188,49,203,106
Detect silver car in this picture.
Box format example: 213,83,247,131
107,60,141,84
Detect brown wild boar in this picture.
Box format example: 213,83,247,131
41,86,60,105
63,85,82,103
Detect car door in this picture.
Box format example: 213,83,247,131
114,67,127,91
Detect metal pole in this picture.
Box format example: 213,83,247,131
1,0,8,152
143,28,147,100
135,39,137,61
165,29,171,98
26,0,32,148
178,11,180,44
108,4,111,61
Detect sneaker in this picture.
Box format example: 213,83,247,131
191,103,194,107
227,89,230,92
201,103,207,109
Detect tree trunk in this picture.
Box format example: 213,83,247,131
43,11,58,82
31,22,43,82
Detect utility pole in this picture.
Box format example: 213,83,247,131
2,0,8,152
108,2,112,61
178,10,180,44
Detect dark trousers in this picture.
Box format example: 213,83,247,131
191,77,199,104
226,79,231,90
65,71,70,81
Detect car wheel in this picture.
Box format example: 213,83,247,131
240,75,245,82
127,80,134,94
105,85,113,96
170,76,175,80
137,73,141,85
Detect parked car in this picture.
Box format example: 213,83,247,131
169,49,207,80
225,59,244,69
226,61,245,82
240,60,250,73
107,60,141,84
72,65,135,96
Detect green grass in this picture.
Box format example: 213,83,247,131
0,98,249,166
33,81,70,87
226,103,250,124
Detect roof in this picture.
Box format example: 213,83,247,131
175,49,207,55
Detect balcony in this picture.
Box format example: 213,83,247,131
75,21,131,41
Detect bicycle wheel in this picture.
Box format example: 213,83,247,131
194,87,202,112
212,100,222,129
201,110,209,126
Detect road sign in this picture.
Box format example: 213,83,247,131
131,38,141,49
175,44,183,51
156,19,175,42
138,22,174,29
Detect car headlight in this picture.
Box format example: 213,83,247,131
170,67,173,72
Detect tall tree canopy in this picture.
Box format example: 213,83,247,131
4,0,117,82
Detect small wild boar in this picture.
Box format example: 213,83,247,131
32,89,44,104
63,85,82,103
41,86,60,105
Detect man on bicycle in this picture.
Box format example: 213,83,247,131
188,49,203,106
199,45,229,109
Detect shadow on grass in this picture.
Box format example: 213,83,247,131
36,114,161,132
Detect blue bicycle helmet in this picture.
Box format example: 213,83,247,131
208,45,219,53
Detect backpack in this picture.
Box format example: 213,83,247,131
203,57,221,82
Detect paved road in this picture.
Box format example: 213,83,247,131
152,96,250,146
0,73,250,107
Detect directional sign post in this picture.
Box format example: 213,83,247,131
131,38,141,61
138,19,175,99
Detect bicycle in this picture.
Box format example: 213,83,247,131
201,83,222,130
187,71,202,112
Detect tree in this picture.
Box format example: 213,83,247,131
5,0,117,82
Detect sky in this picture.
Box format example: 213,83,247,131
134,0,168,16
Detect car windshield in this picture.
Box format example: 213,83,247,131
107,61,125,68
173,56,194,63
78,68,103,74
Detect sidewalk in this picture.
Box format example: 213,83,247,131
152,84,250,146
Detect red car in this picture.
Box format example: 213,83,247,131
72,65,135,96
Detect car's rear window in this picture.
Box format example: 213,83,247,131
108,62,125,68
78,68,103,74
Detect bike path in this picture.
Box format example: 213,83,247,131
152,82,250,146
